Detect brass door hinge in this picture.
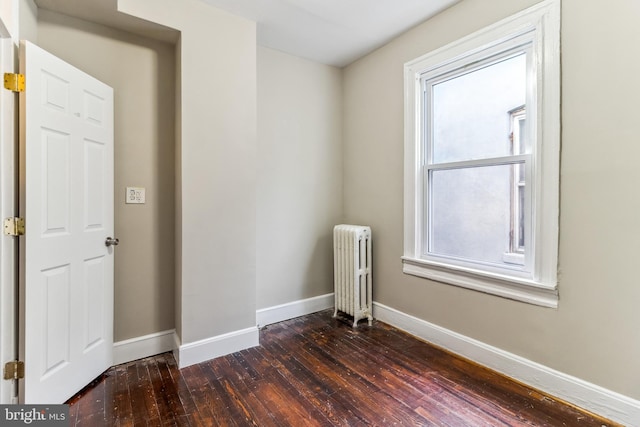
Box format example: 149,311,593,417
4,217,25,236
3,73,25,92
3,361,24,380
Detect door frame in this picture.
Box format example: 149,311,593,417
0,16,17,405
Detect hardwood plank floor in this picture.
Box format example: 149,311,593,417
67,310,617,426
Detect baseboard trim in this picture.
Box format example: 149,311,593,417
175,326,259,369
113,329,176,365
256,293,334,327
373,302,640,426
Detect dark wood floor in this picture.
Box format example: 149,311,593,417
67,310,616,426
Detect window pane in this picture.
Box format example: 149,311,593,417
517,184,525,249
517,117,526,155
428,164,526,269
432,54,526,163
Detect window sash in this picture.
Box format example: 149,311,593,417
421,154,533,278
509,108,527,256
416,31,535,279
420,43,533,165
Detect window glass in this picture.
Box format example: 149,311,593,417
426,51,529,273
431,54,527,164
429,163,524,269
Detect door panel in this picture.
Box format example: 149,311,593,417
41,265,70,378
42,130,70,235
83,257,105,351
84,140,105,229
20,40,114,404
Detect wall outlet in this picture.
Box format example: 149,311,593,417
126,187,146,204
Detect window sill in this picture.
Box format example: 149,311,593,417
401,257,558,308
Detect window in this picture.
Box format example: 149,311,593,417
403,0,560,307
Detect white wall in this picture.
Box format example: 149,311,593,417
0,0,37,42
343,0,640,401
0,1,12,36
257,47,342,310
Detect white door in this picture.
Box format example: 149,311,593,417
19,41,115,404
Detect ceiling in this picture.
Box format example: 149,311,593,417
34,0,180,43
197,0,461,67
35,0,461,67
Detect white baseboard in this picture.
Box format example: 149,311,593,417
256,293,334,327
113,329,176,365
174,326,259,369
170,294,332,369
110,293,329,367
373,302,640,427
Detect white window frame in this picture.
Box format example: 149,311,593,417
402,0,560,308
504,105,526,266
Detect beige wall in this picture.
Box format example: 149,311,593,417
257,47,342,310
118,0,257,344
37,6,339,342
173,38,182,343
18,0,36,41
343,0,640,399
37,10,176,341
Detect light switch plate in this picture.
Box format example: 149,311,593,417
126,187,146,204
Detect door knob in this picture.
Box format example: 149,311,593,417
105,237,119,247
